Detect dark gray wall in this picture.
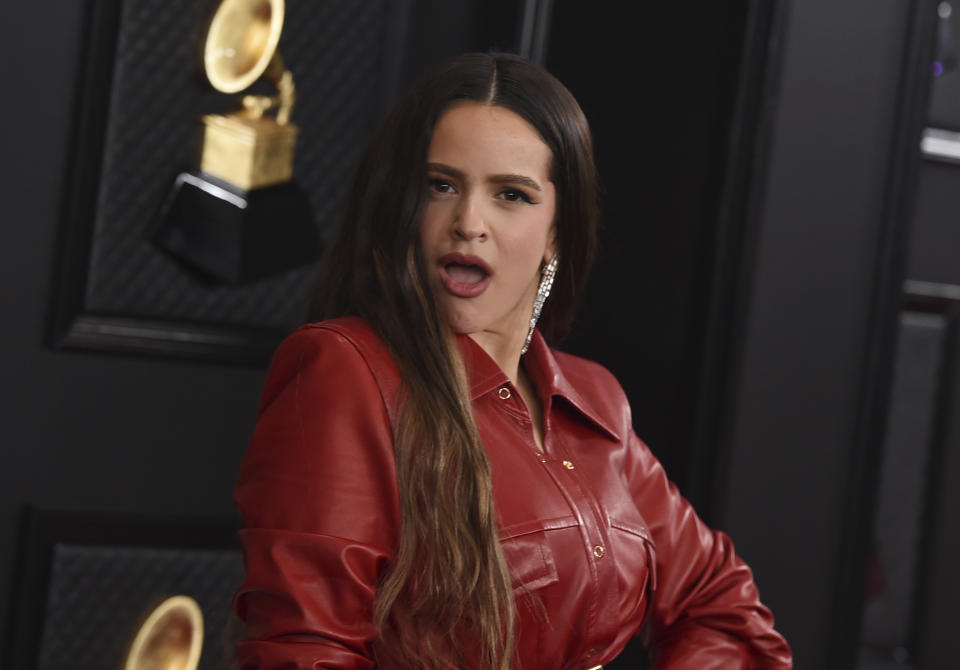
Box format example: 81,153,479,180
896,14,960,662
0,0,266,649
718,1,919,667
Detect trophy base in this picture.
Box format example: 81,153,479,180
154,171,319,285
200,113,299,190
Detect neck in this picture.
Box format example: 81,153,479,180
467,329,527,385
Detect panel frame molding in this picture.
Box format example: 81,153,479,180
47,0,291,365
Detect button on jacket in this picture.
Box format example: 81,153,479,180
233,317,793,669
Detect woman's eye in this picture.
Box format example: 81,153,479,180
499,188,534,204
428,178,455,194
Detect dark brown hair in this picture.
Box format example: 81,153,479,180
309,52,598,670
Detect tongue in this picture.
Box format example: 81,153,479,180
447,263,486,285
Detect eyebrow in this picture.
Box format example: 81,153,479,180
426,162,543,192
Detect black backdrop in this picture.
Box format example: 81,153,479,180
1,1,947,668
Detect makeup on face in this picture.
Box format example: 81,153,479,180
419,102,557,344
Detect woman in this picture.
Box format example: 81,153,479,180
233,52,793,670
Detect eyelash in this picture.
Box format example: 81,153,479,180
427,179,536,205
498,188,535,204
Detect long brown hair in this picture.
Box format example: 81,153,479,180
309,52,598,669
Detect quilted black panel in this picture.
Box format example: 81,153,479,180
36,543,244,670
83,0,388,329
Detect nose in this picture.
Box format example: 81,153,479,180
452,195,487,241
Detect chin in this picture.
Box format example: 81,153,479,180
440,301,491,335
437,293,529,339
445,313,485,335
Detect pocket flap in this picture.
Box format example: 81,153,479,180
499,520,571,594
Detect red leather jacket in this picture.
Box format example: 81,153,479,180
233,317,793,669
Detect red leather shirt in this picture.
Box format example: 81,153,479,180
233,317,793,669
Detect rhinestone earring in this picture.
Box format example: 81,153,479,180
521,254,558,355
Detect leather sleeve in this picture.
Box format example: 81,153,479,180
232,326,400,670
625,432,793,669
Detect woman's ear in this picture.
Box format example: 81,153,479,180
544,225,558,265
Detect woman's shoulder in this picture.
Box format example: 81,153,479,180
279,315,383,350
273,317,395,368
261,317,401,417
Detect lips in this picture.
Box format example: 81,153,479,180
437,253,493,298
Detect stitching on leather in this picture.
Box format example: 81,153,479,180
609,517,654,544
499,515,578,540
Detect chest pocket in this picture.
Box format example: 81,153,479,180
610,516,658,585
608,514,658,629
499,522,562,594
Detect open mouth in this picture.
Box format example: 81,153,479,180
437,253,492,297
445,262,488,285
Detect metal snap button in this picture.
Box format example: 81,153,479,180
593,545,605,558
497,387,511,400
562,460,575,470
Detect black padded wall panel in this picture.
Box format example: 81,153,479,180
37,544,243,670
85,0,388,326
53,0,392,361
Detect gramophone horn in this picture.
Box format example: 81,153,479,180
204,0,285,93
124,595,204,670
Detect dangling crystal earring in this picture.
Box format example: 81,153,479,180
521,254,558,355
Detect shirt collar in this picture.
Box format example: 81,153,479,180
456,329,622,442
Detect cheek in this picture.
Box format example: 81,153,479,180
513,211,555,256
503,217,555,284
419,204,444,249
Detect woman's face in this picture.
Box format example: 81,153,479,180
420,102,557,346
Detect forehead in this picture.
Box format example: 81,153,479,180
428,102,553,176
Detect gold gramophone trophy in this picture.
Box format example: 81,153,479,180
123,595,204,670
154,0,319,284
